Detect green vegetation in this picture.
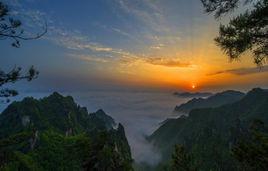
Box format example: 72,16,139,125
232,119,268,170
170,144,196,171
0,92,133,170
150,88,268,170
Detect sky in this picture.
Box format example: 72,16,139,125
1,0,268,93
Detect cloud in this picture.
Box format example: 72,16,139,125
3,0,47,36
150,43,165,50
47,26,147,63
111,27,142,43
115,0,169,33
47,27,115,53
208,65,268,76
63,33,191,68
8,0,192,71
69,54,111,63
145,57,192,68
9,0,187,70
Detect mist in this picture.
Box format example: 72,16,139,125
69,90,190,165
0,89,190,165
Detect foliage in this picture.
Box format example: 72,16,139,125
0,1,46,102
170,144,196,171
0,92,133,170
201,0,268,65
0,131,33,169
150,88,268,170
83,130,133,171
232,119,268,171
0,66,39,103
0,1,47,47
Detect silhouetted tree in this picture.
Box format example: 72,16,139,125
232,119,268,171
0,1,46,102
201,0,268,65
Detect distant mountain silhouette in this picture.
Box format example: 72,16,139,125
173,92,213,98
149,88,268,170
174,90,245,114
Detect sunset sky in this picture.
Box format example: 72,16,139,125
1,0,268,92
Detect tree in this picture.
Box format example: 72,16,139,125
82,131,133,171
170,144,196,171
201,0,268,65
0,1,46,102
232,119,268,171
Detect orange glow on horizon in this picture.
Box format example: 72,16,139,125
111,40,266,91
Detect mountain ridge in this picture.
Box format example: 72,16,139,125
173,91,213,98
149,88,268,170
0,92,133,170
174,90,245,114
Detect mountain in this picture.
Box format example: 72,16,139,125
89,109,116,130
149,88,268,170
174,90,245,114
0,92,133,170
173,92,213,98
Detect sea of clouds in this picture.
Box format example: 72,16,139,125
0,90,189,165
72,90,189,165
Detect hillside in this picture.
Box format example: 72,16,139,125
174,90,245,114
150,88,268,170
173,92,213,98
0,92,133,170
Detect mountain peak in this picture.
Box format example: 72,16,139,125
151,87,268,170
0,93,117,137
248,88,266,94
96,109,106,114
89,109,116,130
0,94,133,170
50,91,63,97
216,90,245,96
173,91,213,98
174,89,245,114
241,88,268,103
43,92,75,106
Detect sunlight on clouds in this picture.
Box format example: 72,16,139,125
145,57,192,68
114,58,204,90
70,54,110,63
64,23,262,91
10,0,266,91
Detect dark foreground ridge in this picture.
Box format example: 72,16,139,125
0,92,133,170
149,88,268,170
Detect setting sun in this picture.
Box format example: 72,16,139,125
192,85,196,89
